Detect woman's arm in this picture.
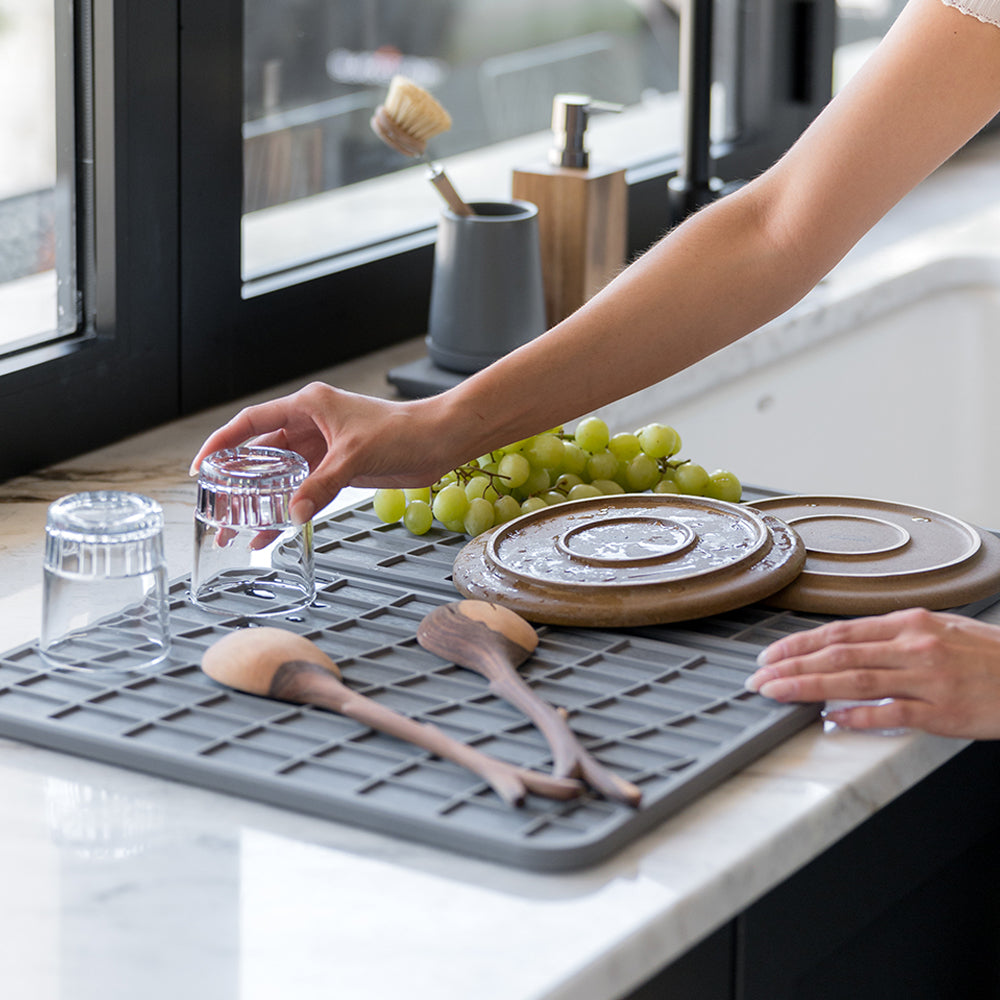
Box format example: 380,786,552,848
191,0,1000,525
451,0,1000,446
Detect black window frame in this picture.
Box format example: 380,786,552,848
0,0,179,481
0,0,837,482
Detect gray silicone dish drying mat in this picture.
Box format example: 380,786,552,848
0,491,934,872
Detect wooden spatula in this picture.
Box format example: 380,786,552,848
418,601,642,807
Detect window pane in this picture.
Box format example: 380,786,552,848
0,0,75,351
242,0,687,281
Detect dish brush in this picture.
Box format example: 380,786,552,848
371,76,475,216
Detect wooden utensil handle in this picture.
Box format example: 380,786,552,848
272,661,580,805
337,690,583,804
418,604,643,806
487,671,642,807
486,671,583,777
340,693,527,805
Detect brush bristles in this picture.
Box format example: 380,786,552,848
382,76,453,144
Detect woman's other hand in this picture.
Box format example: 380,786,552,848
747,608,1000,739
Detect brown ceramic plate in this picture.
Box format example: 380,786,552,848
747,494,1000,614
452,494,806,626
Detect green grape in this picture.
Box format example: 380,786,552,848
517,466,551,498
591,478,625,495
674,462,710,495
373,488,406,523
476,421,742,515
560,442,589,476
464,475,491,501
402,499,434,535
441,517,466,533
482,478,508,502
554,473,584,492
585,450,619,482
497,436,533,456
705,469,742,503
568,483,602,501
524,433,565,469
608,432,642,462
432,483,469,523
625,453,660,492
574,416,610,453
497,452,531,489
464,497,496,536
637,423,681,459
493,495,521,524
403,487,431,504
612,459,632,490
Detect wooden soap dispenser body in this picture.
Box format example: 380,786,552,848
512,94,627,328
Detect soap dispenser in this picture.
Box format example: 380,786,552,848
512,94,627,327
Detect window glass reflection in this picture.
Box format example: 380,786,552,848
0,0,65,350
242,0,685,281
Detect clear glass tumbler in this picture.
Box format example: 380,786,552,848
190,446,314,616
41,491,170,671
822,699,908,737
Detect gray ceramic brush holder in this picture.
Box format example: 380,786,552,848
426,200,547,374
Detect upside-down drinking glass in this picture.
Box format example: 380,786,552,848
41,491,170,671
190,446,314,616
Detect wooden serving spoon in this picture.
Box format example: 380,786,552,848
417,601,643,807
201,627,583,807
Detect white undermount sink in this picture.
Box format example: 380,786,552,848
601,208,1000,530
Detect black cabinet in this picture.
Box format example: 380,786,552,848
629,742,1000,1000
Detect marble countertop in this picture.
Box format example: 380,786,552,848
3,143,1000,998
0,339,982,1000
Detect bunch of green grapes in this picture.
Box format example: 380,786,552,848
372,416,742,538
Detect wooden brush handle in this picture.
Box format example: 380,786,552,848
426,164,474,216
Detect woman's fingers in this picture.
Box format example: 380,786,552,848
755,611,915,668
747,609,960,693
747,625,918,697
756,661,914,704
189,387,332,476
190,408,288,474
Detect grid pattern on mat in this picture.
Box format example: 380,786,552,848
305,487,784,600
8,492,999,869
0,566,825,871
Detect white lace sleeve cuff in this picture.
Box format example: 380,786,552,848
941,0,1000,28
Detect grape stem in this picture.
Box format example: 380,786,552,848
435,462,511,493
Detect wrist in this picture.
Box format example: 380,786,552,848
431,374,526,464
401,390,486,479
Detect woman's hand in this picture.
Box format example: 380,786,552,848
189,382,462,525
746,607,1000,739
